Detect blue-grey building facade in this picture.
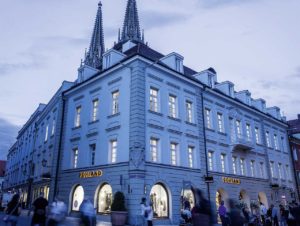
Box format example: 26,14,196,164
3,0,298,225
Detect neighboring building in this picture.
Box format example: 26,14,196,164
3,0,298,225
0,160,6,193
288,114,300,200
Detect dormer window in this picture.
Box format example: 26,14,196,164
175,58,181,72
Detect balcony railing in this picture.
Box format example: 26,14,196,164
230,135,254,151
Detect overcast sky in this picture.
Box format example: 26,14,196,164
0,0,299,158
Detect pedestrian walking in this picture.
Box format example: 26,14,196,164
47,196,67,226
180,200,192,225
279,205,287,226
3,194,21,226
227,199,245,226
79,198,96,226
260,202,267,226
218,201,228,226
271,204,279,226
29,192,48,226
140,197,152,226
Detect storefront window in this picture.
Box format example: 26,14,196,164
181,189,195,210
150,184,168,218
72,185,84,211
98,184,112,214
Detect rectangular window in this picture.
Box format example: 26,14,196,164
246,124,251,141
75,106,81,127
112,91,119,115
266,131,270,147
175,58,181,71
236,120,242,138
278,163,282,179
205,108,212,129
90,144,96,166
240,158,245,176
73,148,79,168
255,127,260,144
168,95,177,118
220,154,226,173
270,161,275,178
150,138,158,162
274,134,279,150
45,124,49,142
170,142,177,165
150,88,159,112
51,119,56,136
92,99,99,122
232,156,237,175
250,160,255,177
281,137,285,152
186,101,193,123
110,140,117,163
208,151,213,171
285,165,290,180
217,113,224,133
260,162,265,178
188,146,194,168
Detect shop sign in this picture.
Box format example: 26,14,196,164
79,170,103,179
222,177,241,185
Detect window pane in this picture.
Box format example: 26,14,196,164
150,184,168,218
72,185,84,211
98,184,112,214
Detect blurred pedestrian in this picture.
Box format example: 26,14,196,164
30,192,48,226
279,204,287,226
181,200,192,225
218,201,227,226
79,198,96,226
47,196,67,226
242,206,250,225
3,193,21,226
140,197,152,226
289,202,300,226
227,199,245,226
260,202,267,226
271,204,279,226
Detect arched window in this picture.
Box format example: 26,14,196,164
72,185,84,211
150,184,169,218
98,184,113,214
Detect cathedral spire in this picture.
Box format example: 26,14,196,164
120,0,143,43
84,1,105,69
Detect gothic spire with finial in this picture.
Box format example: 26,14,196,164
84,1,105,69
120,0,143,43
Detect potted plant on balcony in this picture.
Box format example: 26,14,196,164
111,191,128,226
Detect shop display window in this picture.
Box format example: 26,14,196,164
181,189,195,210
98,184,112,214
72,185,84,211
150,184,168,218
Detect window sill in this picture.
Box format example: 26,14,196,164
107,112,120,119
72,126,82,131
185,121,197,127
168,116,181,122
88,120,99,125
206,127,215,132
217,131,227,136
256,143,264,147
148,110,163,117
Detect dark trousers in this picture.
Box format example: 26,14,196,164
273,216,279,226
220,215,227,226
147,220,153,226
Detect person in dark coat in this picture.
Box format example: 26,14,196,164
227,199,246,226
4,194,21,226
30,192,49,226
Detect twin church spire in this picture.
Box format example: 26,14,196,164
84,0,143,69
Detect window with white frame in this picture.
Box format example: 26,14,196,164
250,160,255,177
260,162,265,178
170,142,177,165
217,113,224,133
188,146,194,168
45,124,49,142
208,151,213,171
255,127,260,144
150,88,159,112
112,91,119,115
232,156,237,175
270,161,275,178
90,144,96,166
73,148,79,168
278,163,282,179
110,140,117,163
150,138,159,162
274,134,279,150
186,101,193,123
75,106,81,127
92,99,99,122
266,131,271,147
51,119,56,136
240,158,245,176
246,123,251,141
168,95,177,118
205,108,212,129
236,120,242,138
220,154,226,173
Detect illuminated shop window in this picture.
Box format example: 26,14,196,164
72,185,84,211
98,184,112,214
181,189,195,210
150,184,169,218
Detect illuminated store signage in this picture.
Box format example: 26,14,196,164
222,177,241,185
79,170,103,178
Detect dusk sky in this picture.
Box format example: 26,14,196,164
0,0,299,158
